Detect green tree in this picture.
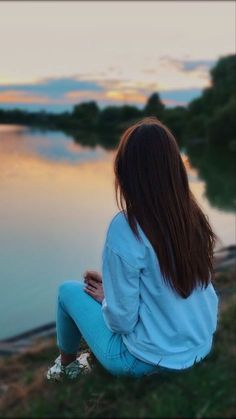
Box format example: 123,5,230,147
183,114,208,143
72,101,100,129
210,54,236,105
162,106,187,145
98,106,122,130
207,98,236,146
184,54,236,144
144,93,165,119
119,105,141,122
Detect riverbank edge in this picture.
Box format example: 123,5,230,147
0,322,56,356
0,323,56,356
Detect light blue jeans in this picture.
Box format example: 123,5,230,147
56,280,166,378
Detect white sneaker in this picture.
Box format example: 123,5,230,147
46,352,92,381
76,352,92,374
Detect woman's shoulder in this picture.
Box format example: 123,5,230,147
107,211,150,246
105,211,146,267
106,210,130,244
107,210,127,233
107,210,145,239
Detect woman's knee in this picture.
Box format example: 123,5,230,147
58,280,84,302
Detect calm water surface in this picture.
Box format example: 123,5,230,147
0,125,235,339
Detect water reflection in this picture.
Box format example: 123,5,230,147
0,125,108,164
186,143,236,212
71,129,120,150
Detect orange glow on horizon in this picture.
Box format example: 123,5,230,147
65,89,147,106
106,89,146,104
0,90,50,104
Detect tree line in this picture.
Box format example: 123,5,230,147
0,54,235,148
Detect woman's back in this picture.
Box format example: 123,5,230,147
101,210,219,369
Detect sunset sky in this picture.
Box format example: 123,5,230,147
0,1,235,112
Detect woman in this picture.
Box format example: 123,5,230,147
47,117,218,380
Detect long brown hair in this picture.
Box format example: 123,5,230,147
114,117,216,298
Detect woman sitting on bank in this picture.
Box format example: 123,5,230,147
47,117,218,380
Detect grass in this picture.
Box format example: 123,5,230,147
0,271,235,418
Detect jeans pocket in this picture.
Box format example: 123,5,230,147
121,347,139,372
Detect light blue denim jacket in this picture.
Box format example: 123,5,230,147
101,211,219,369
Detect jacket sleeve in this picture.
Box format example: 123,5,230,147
101,243,140,334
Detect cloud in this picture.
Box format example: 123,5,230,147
181,60,215,72
0,76,149,109
0,77,104,98
65,90,105,102
160,56,216,73
0,76,106,110
65,89,146,106
0,75,202,111
106,89,146,104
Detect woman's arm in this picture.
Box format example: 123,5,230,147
101,244,140,334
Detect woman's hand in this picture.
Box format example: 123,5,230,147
83,270,104,303
83,270,102,284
